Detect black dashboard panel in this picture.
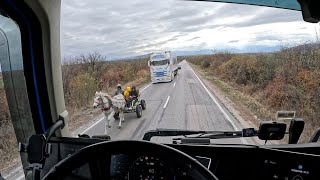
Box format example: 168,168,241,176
167,144,260,179
42,137,320,180
258,148,320,180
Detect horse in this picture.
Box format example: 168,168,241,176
93,91,126,133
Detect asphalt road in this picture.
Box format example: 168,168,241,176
5,60,252,180
82,60,252,144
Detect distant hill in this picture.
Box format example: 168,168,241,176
109,44,287,60
284,43,320,52
174,46,281,57
110,53,151,61
175,49,215,56
110,50,215,60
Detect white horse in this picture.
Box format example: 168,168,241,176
93,91,126,133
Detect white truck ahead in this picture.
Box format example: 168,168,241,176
148,51,179,83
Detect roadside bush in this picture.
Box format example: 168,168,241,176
219,55,260,85
209,60,223,75
255,55,276,87
137,69,149,79
63,54,150,120
217,54,276,89
200,59,211,68
69,73,99,108
0,77,18,171
264,77,303,109
100,69,124,91
187,43,320,142
0,88,10,126
295,69,320,96
213,52,234,62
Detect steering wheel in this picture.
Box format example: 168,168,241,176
42,140,218,180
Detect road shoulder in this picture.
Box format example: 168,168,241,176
190,63,267,145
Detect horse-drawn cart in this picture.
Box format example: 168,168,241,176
114,98,146,119
124,99,146,117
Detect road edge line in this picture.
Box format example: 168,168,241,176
140,83,152,92
188,63,248,144
81,116,105,134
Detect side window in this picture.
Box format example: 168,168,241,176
0,12,33,179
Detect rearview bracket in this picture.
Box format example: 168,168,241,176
298,0,320,23
258,121,286,140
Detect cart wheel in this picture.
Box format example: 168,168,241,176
141,100,146,110
136,105,142,118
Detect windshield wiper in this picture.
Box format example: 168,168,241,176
142,128,257,141
173,131,244,140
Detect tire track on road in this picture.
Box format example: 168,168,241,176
131,100,163,140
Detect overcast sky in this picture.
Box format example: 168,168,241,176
60,0,319,59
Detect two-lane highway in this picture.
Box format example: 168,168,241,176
4,60,252,180
83,60,251,144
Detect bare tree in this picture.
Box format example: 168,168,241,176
87,51,106,72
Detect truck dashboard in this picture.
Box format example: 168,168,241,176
39,137,320,180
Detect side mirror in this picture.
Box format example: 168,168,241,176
288,118,304,144
178,66,181,70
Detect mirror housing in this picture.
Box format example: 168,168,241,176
298,0,320,23
309,128,320,143
288,118,304,144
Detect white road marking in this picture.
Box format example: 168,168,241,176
82,116,105,134
189,64,248,144
5,169,25,180
173,82,176,87
16,174,24,180
163,96,171,109
140,83,152,92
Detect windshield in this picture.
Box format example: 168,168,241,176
1,0,320,178
58,0,319,144
150,59,169,66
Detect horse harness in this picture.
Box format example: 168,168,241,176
100,96,114,111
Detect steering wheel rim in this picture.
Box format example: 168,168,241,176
42,140,218,180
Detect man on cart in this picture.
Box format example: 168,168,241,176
128,86,139,109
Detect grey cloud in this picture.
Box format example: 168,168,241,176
228,40,239,43
187,37,201,41
61,0,311,58
228,9,302,28
253,34,283,42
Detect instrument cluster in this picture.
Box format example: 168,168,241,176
110,154,192,180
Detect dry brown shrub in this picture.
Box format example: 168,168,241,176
188,44,320,142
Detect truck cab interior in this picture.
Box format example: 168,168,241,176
0,0,320,179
